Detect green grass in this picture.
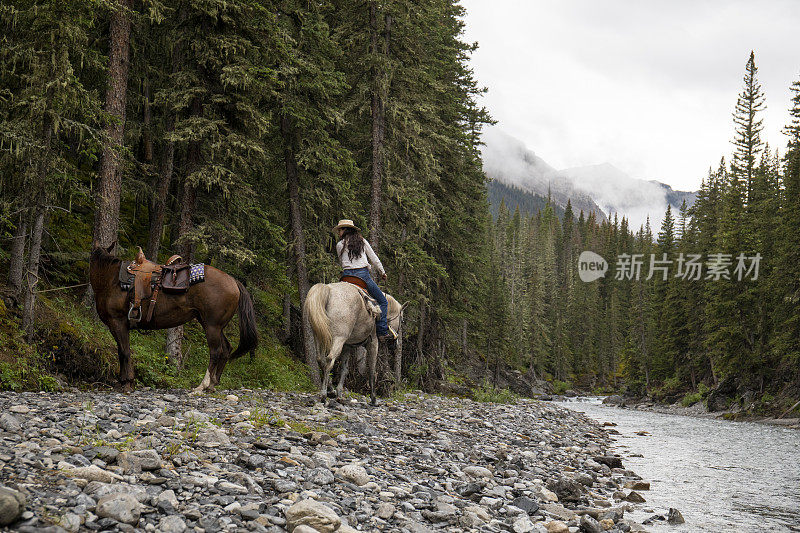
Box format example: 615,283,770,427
248,405,286,429
0,298,61,391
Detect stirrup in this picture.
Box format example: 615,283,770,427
378,327,397,342
128,304,142,325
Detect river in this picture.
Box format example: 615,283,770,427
556,398,800,532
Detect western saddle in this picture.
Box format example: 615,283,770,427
123,247,191,326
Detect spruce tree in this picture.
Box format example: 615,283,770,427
731,51,766,204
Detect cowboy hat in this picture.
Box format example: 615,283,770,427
333,219,360,233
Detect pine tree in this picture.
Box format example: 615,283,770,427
771,76,800,381
1,0,103,336
731,51,766,204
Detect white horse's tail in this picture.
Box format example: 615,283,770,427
304,283,331,359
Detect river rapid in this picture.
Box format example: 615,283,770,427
557,398,800,532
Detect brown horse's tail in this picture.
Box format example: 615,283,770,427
304,283,331,360
231,280,258,360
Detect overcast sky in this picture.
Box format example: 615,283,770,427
460,0,800,191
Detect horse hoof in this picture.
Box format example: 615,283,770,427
370,398,378,407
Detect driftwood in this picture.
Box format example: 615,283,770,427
778,399,800,419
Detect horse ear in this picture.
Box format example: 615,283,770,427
401,301,410,311
105,241,116,254
92,240,100,251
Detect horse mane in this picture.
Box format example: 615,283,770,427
90,247,120,269
386,294,402,317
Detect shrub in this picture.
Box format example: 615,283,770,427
551,380,571,395
471,381,517,404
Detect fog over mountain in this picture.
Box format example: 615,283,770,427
481,129,606,220
481,128,697,228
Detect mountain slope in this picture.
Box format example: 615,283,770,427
481,129,605,219
487,180,566,220
481,128,697,226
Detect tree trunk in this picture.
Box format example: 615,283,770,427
462,318,468,359
368,4,390,250
393,313,403,382
22,114,53,340
142,76,154,164
165,172,196,368
91,0,133,249
165,98,200,367
416,304,425,364
281,114,320,384
22,206,45,342
165,327,184,367
8,213,27,301
146,113,175,260
282,258,294,342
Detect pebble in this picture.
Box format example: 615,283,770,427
157,515,187,533
0,389,658,532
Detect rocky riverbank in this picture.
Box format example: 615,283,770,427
0,390,664,532
599,395,800,428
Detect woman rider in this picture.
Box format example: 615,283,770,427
333,219,394,342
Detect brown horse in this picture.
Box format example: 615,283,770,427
89,243,258,392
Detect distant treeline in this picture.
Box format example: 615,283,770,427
487,180,566,220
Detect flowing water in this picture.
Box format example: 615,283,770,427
557,398,800,532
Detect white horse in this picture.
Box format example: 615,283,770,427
304,281,405,404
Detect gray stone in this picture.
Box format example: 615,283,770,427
57,513,81,532
337,464,370,486
462,465,493,479
513,515,535,533
156,489,179,513
602,395,624,406
285,499,341,533
157,515,187,533
117,450,161,473
0,412,21,432
311,451,336,469
0,486,26,526
579,514,602,533
292,526,320,533
216,481,248,495
61,464,123,483
545,521,569,533
667,507,685,525
548,478,585,503
376,502,395,519
309,467,334,485
96,493,141,525
273,479,300,493
624,491,646,503
511,496,539,515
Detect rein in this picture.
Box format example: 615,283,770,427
386,309,403,323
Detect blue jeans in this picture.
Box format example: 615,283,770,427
342,267,389,335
